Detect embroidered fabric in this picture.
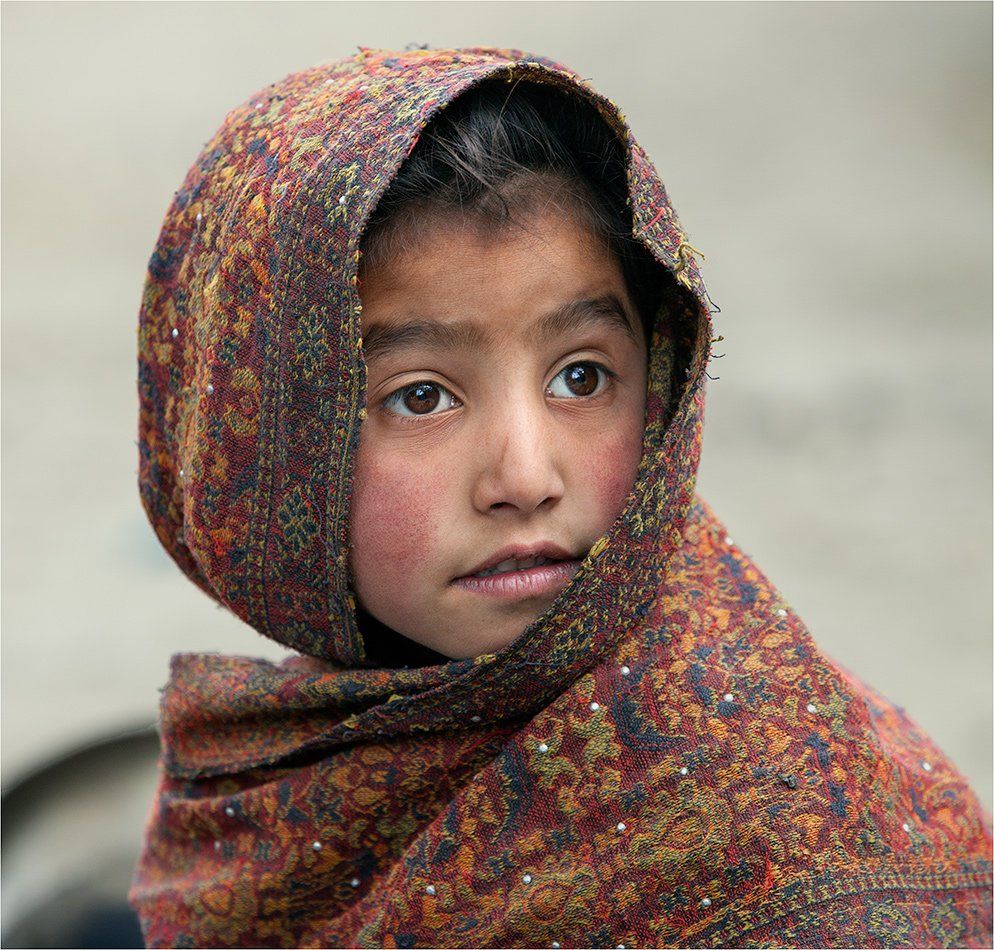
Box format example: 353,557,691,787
130,47,993,948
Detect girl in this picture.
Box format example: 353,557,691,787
131,47,992,948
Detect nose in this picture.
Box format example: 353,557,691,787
471,398,565,515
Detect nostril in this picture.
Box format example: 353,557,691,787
489,496,555,513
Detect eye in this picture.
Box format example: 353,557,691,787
547,361,610,399
383,381,461,417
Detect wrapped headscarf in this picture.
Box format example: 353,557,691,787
131,48,992,948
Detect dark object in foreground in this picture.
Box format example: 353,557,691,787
2,726,158,948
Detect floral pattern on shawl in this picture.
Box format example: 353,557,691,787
131,47,993,948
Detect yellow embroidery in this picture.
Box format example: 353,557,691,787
588,536,610,558
674,241,706,289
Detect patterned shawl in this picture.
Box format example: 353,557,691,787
130,48,992,948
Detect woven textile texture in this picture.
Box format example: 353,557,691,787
130,48,993,948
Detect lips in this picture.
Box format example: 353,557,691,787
458,542,576,580
452,542,584,601
474,555,560,577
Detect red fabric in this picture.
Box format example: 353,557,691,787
131,48,992,947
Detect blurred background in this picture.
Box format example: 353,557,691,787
2,2,991,946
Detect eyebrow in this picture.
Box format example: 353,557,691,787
361,294,640,363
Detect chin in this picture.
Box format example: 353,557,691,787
471,626,532,658
422,609,539,660
426,632,506,661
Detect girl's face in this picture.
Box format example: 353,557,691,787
350,205,648,660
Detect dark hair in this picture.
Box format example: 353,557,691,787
360,79,663,339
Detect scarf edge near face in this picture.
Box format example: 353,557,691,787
140,46,714,777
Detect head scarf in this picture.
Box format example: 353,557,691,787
130,48,992,948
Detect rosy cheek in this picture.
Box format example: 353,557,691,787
583,424,644,525
349,445,444,594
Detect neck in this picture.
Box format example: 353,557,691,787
356,605,450,669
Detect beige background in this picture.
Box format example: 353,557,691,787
3,0,991,821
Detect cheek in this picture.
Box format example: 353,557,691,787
349,442,445,596
581,414,645,525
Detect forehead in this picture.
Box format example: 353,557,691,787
361,295,640,365
358,205,636,344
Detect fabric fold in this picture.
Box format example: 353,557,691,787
131,46,992,948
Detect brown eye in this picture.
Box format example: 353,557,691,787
548,362,607,399
404,383,440,414
383,381,459,417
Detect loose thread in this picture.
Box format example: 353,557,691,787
705,289,722,315
674,241,706,289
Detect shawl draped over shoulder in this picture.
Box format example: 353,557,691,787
130,47,993,948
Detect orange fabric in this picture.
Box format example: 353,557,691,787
130,48,992,947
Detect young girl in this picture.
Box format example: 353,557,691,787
130,48,992,948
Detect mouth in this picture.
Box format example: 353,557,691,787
452,542,584,600
472,554,563,577
460,542,576,578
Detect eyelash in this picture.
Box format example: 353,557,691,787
381,361,615,419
